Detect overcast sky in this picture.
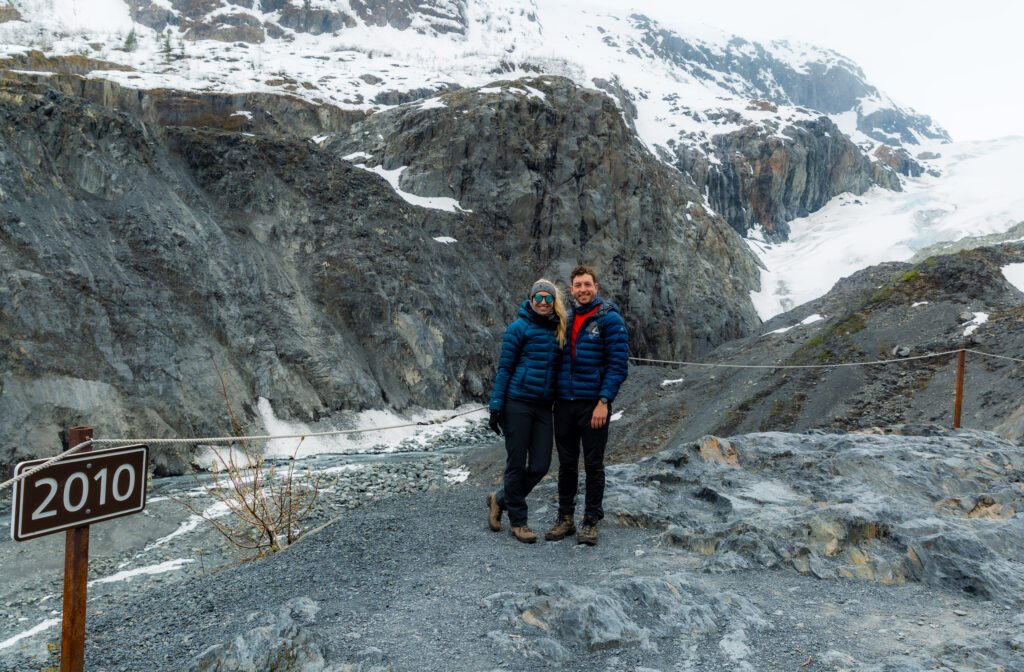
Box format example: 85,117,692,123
589,0,1022,142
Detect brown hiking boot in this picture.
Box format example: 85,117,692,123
577,519,598,546
510,525,538,544
544,515,576,541
486,492,503,532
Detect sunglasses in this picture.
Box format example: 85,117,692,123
532,293,555,304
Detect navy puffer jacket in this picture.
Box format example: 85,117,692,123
556,296,629,402
488,300,562,411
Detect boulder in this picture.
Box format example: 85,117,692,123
605,430,1024,605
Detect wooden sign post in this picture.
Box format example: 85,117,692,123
9,426,149,671
61,426,91,672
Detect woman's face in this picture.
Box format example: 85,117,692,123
532,291,554,315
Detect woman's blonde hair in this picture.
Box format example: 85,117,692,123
535,277,568,347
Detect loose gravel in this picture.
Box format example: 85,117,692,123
4,474,1019,671
2,423,1020,671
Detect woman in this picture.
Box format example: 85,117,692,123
486,279,567,543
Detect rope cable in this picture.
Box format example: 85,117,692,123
628,348,966,369
4,345,1023,492
0,440,94,493
963,348,1024,364
0,406,487,492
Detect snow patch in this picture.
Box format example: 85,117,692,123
418,97,448,110
962,312,989,337
444,466,470,483
763,313,824,335
254,397,487,457
91,559,195,586
1001,263,1024,293
0,618,60,651
354,164,471,213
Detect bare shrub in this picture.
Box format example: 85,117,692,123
176,377,320,556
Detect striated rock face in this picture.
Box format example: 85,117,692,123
607,430,1024,605
670,117,901,239
2,69,369,138
0,79,479,474
186,598,327,672
0,51,133,76
0,74,760,473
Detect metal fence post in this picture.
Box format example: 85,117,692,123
953,350,966,429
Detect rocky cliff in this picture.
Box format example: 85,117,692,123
0,71,760,473
329,76,761,356
668,116,902,240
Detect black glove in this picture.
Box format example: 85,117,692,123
489,410,504,436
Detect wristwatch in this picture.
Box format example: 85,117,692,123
599,397,609,405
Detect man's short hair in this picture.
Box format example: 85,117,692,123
570,264,598,284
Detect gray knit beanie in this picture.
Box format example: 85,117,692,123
530,280,557,301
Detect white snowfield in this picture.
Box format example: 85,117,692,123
750,137,1024,320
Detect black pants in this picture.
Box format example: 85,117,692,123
498,398,553,526
554,399,608,521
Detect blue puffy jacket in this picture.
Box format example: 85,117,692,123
556,296,629,402
488,300,562,411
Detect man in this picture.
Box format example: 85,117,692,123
545,265,629,546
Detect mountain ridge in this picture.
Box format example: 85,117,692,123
0,0,950,239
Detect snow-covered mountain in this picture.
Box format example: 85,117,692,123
1,1,1022,314
0,1,947,152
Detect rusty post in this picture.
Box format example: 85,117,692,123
953,350,966,429
61,425,93,672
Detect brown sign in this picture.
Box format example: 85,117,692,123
10,445,148,542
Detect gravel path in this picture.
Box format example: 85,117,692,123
4,467,1018,672
3,423,1022,672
